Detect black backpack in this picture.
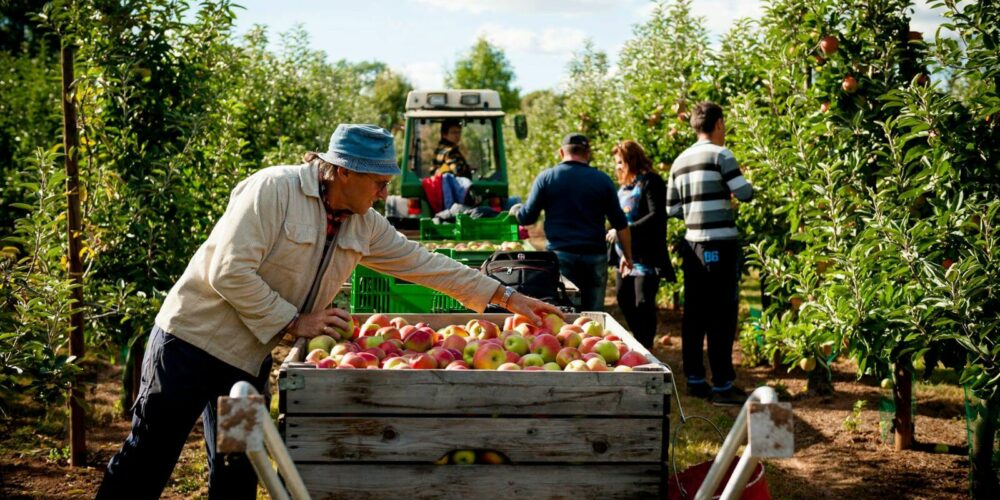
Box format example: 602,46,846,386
481,250,576,312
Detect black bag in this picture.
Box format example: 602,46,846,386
481,250,576,312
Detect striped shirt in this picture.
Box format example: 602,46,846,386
666,140,753,241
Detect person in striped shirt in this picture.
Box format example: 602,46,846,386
666,101,754,406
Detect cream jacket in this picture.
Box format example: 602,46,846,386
155,162,501,375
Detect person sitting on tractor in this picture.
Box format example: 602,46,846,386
433,118,471,177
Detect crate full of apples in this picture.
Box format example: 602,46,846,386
278,312,672,499
300,312,651,372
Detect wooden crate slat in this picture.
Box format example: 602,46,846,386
283,368,666,416
285,416,662,463
297,464,662,500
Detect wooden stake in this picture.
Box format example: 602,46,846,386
61,41,87,467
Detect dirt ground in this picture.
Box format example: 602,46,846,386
0,307,971,499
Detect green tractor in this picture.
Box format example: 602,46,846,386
386,89,526,230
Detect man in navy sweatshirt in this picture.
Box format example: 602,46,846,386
510,133,633,312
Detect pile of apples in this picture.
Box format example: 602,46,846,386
303,313,651,372
421,240,526,252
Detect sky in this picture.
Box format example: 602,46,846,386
230,0,952,93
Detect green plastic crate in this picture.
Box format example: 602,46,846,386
418,218,460,240
418,213,519,242
349,265,468,314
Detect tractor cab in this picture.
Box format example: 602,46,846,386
386,89,524,229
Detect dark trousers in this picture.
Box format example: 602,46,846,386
615,270,661,348
553,250,608,312
680,240,740,386
96,326,272,500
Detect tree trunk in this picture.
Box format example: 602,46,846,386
61,41,87,467
893,362,915,450
807,364,835,396
970,395,999,498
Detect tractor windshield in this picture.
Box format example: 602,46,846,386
409,118,498,181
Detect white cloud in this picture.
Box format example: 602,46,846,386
400,61,445,89
538,28,588,54
476,23,537,52
413,0,622,15
687,0,764,38
476,24,587,55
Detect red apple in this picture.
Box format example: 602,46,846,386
497,362,521,371
504,350,521,364
514,322,537,337
317,357,337,369
614,365,633,372
473,342,507,370
365,313,391,329
341,352,368,369
389,316,408,329
819,35,838,55
842,75,859,94
441,334,467,352
426,346,455,368
820,101,831,113
564,359,590,372
382,357,408,370
402,328,434,352
399,324,417,337
409,353,437,370
540,313,565,333
582,352,602,362
362,347,386,361
478,451,507,464
579,336,601,355
530,333,562,363
468,319,500,340
586,357,609,372
376,326,401,341
555,347,582,368
523,365,544,371
305,348,329,365
356,351,379,368
557,330,582,348
445,360,469,370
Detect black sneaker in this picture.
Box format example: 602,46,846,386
711,386,748,406
686,381,713,399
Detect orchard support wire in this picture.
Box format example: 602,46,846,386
217,382,310,500
695,386,794,500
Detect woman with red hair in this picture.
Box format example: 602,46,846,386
608,140,675,348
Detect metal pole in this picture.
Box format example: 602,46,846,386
227,382,311,500
60,38,87,468
695,386,777,500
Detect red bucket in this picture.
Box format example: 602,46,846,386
668,457,770,500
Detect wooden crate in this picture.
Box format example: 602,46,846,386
278,312,673,499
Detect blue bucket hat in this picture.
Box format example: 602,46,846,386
317,124,400,176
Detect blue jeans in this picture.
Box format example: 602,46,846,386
97,326,272,500
553,250,608,312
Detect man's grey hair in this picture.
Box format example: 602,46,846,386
303,152,338,181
